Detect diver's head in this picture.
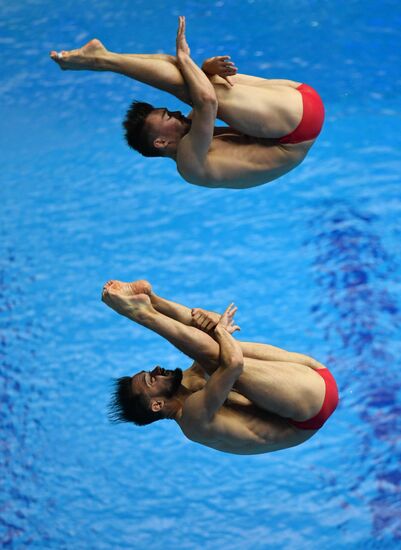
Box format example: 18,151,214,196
109,366,183,426
123,101,191,158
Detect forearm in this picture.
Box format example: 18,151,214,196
126,306,220,367
150,293,223,331
177,53,217,109
214,325,243,371
150,292,193,325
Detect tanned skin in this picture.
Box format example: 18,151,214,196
50,16,319,189
102,279,330,455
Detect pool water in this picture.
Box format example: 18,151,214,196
1,1,401,548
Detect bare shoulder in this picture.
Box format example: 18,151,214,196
177,133,313,189
181,390,208,423
176,137,210,184
178,393,265,453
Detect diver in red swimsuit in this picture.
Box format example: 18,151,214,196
103,280,339,455
279,83,325,145
50,16,324,190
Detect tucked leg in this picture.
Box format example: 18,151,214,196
130,281,324,370
235,357,326,421
51,40,191,103
51,41,304,137
102,280,220,367
102,280,327,421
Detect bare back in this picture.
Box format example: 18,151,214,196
178,390,315,455
176,76,320,189
177,363,317,455
177,128,314,189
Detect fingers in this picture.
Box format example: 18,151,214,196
222,303,238,322
217,56,237,70
217,55,234,64
178,15,186,34
199,315,213,330
203,319,216,332
210,56,237,69
192,308,205,323
200,316,210,330
193,304,239,333
222,68,237,75
225,318,240,334
191,308,217,333
191,309,203,323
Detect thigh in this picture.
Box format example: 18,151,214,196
212,81,303,138
235,358,326,420
230,74,301,88
239,341,326,370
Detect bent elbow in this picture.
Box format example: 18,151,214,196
230,358,244,375
200,93,218,108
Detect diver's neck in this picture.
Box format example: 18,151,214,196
172,386,192,421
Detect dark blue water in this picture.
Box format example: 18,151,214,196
1,1,401,548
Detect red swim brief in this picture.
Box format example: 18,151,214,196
278,83,325,144
288,368,339,430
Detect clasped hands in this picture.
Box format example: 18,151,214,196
192,304,240,335
176,15,237,86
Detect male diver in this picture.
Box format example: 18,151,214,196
103,279,338,455
50,16,324,190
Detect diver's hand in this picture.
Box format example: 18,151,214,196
176,16,190,59
202,56,237,86
215,303,240,335
191,308,221,332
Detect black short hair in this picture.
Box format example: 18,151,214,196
108,376,164,426
123,101,161,157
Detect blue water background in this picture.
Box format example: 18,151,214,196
1,1,401,548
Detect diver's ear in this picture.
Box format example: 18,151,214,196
153,137,168,150
150,399,164,412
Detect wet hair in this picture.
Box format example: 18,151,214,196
108,376,164,426
123,101,161,158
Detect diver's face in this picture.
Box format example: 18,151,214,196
146,108,191,140
132,366,183,399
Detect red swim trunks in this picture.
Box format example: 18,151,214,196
288,368,339,430
278,84,325,144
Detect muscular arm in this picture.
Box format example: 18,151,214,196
149,289,220,328
150,291,194,325
149,289,322,369
175,17,217,174
194,314,244,421
175,20,217,111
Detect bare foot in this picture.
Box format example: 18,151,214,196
127,279,152,296
102,280,154,320
49,38,107,71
